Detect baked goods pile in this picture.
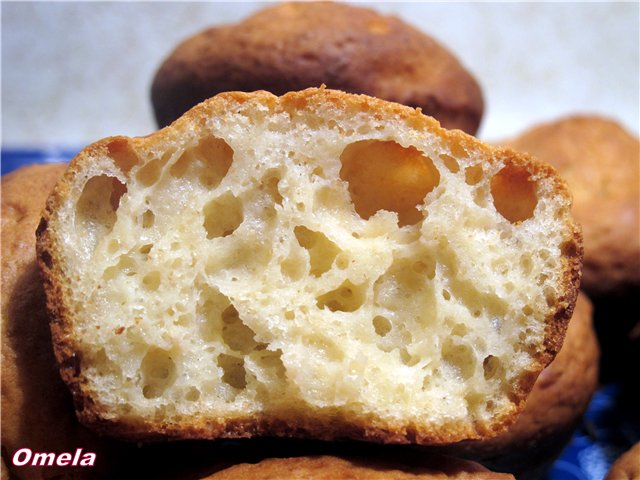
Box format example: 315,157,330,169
37,88,580,445
2,2,636,479
151,1,484,135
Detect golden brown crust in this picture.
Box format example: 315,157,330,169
151,2,483,134
200,454,514,480
37,88,581,445
436,292,599,478
606,443,640,480
504,115,639,299
1,163,116,480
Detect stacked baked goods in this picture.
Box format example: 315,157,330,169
3,2,637,479
151,2,484,135
36,88,580,445
3,89,574,478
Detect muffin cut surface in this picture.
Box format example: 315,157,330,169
37,88,581,444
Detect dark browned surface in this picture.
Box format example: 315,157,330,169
151,2,484,134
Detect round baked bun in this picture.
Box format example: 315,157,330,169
503,115,639,299
437,291,599,479
199,454,514,480
606,443,640,480
151,2,483,134
37,88,581,445
1,164,116,480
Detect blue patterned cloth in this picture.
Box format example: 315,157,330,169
549,384,639,480
2,149,638,480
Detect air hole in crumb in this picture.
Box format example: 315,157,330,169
139,244,153,254
464,164,484,185
400,347,420,366
411,260,435,279
439,154,460,173
449,139,470,159
294,226,340,276
262,173,283,205
136,158,164,187
491,165,538,223
221,305,259,353
107,239,120,254
203,192,243,239
197,287,231,342
281,254,305,281
340,140,440,226
522,305,534,316
254,349,287,381
103,254,136,280
537,273,549,286
543,286,557,306
141,348,176,399
373,315,392,336
185,387,200,401
142,209,155,228
316,280,366,312
520,255,533,274
170,137,233,188
284,310,295,320
217,354,247,390
142,271,161,291
483,355,504,380
76,175,127,245
442,289,451,301
451,323,469,336
107,139,139,174
465,391,485,413
442,339,476,380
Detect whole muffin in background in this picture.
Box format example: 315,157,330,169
436,292,599,480
151,2,484,134
606,442,640,480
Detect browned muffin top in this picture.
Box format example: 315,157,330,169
151,2,483,134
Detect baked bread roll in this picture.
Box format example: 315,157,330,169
606,443,640,480
437,292,599,479
199,454,515,480
1,164,114,480
37,88,581,444
151,2,483,134
503,115,639,299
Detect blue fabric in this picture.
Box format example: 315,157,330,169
2,149,638,479
1,147,80,175
549,384,639,480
